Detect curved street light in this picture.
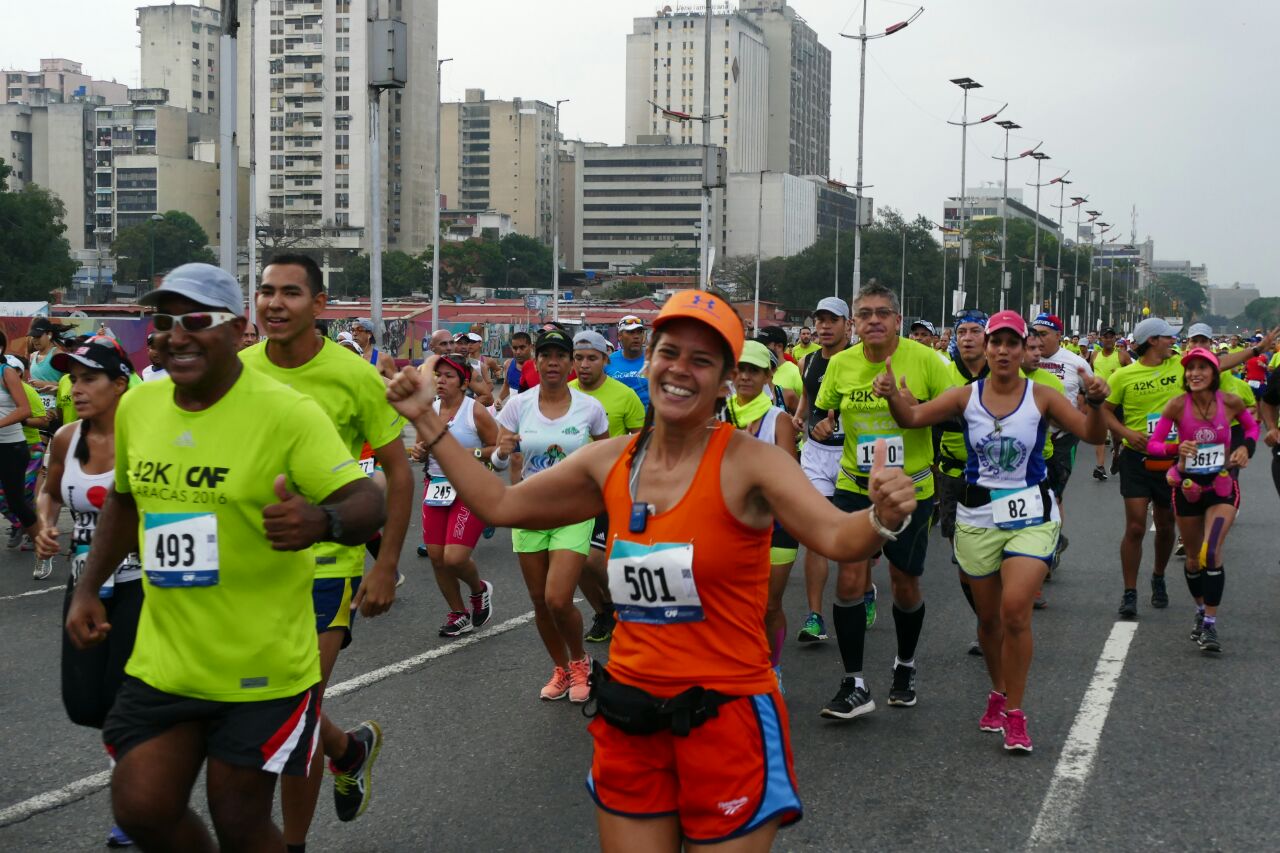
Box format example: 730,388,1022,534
992,120,1039,310
839,5,923,305
947,77,1006,305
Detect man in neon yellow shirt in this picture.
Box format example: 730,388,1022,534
815,282,951,720
1087,327,1131,479
65,264,383,850
756,326,803,412
791,326,821,362
244,253,413,840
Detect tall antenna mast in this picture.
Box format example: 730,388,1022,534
1130,204,1137,245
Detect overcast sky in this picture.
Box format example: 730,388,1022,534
4,1,1277,291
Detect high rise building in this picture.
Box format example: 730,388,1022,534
725,172,863,260
252,0,437,273
439,89,555,244
0,100,96,251
137,2,224,114
739,1,831,176
624,7,769,175
3,58,127,107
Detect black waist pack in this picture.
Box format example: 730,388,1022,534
583,660,740,737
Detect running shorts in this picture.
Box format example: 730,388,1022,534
1173,474,1240,518
935,470,965,541
512,518,594,555
1047,433,1079,497
590,513,609,552
770,523,798,565
313,576,361,648
799,439,841,498
1118,448,1172,509
831,490,933,576
586,687,801,844
61,577,143,729
954,521,1061,578
103,677,320,777
422,499,485,549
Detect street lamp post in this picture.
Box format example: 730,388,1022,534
931,220,958,328
947,77,1005,309
753,169,769,330
1026,151,1053,314
992,120,1038,312
1048,174,1073,319
431,57,452,333
551,98,569,321
840,5,923,303
148,213,164,288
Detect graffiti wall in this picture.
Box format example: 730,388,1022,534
0,316,153,372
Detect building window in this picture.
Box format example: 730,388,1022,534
335,0,350,11
270,155,284,169
270,19,283,35
336,37,349,52
335,193,349,209
270,135,283,151
336,76,349,92
335,57,349,72
335,173,349,188
336,17,349,33
336,212,349,226
335,95,349,111
270,174,284,189
335,134,349,150
335,154,349,170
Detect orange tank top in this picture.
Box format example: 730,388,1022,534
602,422,774,697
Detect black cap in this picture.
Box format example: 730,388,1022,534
50,340,134,379
535,328,573,354
29,317,72,337
754,326,788,347
1100,327,1117,335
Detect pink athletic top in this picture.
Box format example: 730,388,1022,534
1149,392,1258,475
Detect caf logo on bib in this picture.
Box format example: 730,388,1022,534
974,434,1029,475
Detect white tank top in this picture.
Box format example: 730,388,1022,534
957,379,1058,529
747,406,786,447
62,422,142,586
429,395,480,478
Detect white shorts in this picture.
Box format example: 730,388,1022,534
800,439,842,498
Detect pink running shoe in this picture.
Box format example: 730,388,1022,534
979,691,1007,733
1003,709,1033,753
540,666,571,701
567,656,592,704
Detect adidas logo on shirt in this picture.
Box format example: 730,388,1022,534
173,431,195,448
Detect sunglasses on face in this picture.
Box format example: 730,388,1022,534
854,308,897,321
151,312,240,333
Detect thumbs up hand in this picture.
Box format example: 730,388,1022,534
811,410,838,442
872,357,912,401
263,474,327,551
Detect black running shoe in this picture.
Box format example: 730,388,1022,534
887,664,917,707
333,721,382,823
469,580,494,628
1150,575,1169,609
584,609,615,643
1118,589,1138,619
1190,610,1205,642
1093,465,1107,481
820,678,875,720
967,639,983,657
1110,456,1121,476
1198,624,1221,653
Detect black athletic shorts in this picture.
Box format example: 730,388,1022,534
103,677,321,776
590,512,609,551
831,489,933,576
1118,448,1172,509
936,470,965,541
771,523,799,551
1047,433,1079,498
1173,472,1240,517
61,577,143,730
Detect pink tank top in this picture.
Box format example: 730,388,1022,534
1179,391,1231,447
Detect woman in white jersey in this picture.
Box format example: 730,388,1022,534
36,339,138,849
413,355,499,638
727,340,800,682
491,328,609,703
877,311,1110,755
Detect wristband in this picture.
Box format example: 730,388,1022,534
869,505,911,541
420,424,449,454
490,447,510,470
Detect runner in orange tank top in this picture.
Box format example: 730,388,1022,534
384,290,919,851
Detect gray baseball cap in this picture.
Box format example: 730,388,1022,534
140,263,243,314
1186,322,1214,340
814,296,850,319
573,330,610,354
1132,317,1177,346
353,318,375,333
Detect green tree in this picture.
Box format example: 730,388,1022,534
1154,273,1206,322
110,210,216,283
1242,297,1280,329
635,247,698,273
601,280,652,300
499,233,553,287
0,158,78,300
341,250,429,298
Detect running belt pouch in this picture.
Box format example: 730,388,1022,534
585,660,735,737
1143,454,1174,472
959,481,1053,523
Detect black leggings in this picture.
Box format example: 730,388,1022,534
0,440,35,527
61,577,143,729
1272,452,1280,504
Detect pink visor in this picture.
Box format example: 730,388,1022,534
1179,347,1219,371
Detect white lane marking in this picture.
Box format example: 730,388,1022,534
1026,621,1138,850
0,606,545,828
0,586,62,603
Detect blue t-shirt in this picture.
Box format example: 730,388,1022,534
607,351,648,407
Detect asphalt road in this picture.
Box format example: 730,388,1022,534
2,448,1279,851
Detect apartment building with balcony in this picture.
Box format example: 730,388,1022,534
3,58,127,107
439,88,556,245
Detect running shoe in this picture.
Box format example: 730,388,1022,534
1174,538,1186,557
106,825,134,848
19,534,33,552
540,666,571,701
820,678,875,720
1092,465,1107,481
416,544,429,558
1190,610,1205,642
773,664,784,694
396,572,405,588
584,609,615,643
438,611,472,637
1033,590,1047,610
865,583,878,629
332,721,382,823
5,526,20,550
1110,455,1121,476
979,690,1007,733
887,664,917,707
567,656,591,703
33,556,53,580
1118,589,1138,619
796,611,827,643
1003,709,1033,753
1150,575,1169,609
469,580,494,628
967,639,983,657
1198,624,1221,653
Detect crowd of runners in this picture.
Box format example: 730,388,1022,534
19,258,1275,850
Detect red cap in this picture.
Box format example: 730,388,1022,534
985,310,1028,339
